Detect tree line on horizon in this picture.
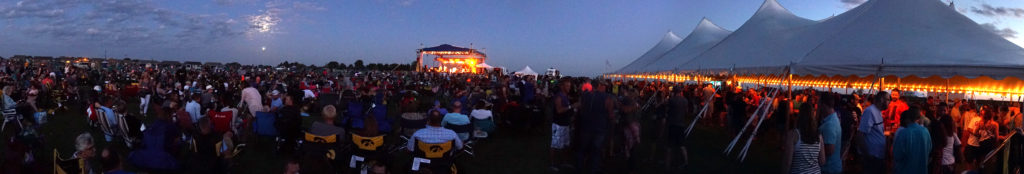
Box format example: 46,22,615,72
278,59,417,71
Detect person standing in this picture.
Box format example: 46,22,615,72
936,114,960,174
858,91,890,174
885,90,909,131
238,81,264,116
549,80,574,172
576,80,614,174
186,95,202,124
663,86,690,171
783,104,824,174
892,107,932,174
817,94,842,174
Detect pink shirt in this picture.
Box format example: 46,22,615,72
239,87,264,115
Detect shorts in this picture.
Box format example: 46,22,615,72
551,123,570,149
667,125,688,147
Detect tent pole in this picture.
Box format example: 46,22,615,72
945,79,950,102
788,73,793,100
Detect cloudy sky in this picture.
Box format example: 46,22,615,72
0,0,1021,76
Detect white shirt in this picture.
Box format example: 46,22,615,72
239,87,264,115
303,89,317,99
942,134,961,165
470,109,493,120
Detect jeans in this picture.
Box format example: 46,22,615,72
576,131,606,174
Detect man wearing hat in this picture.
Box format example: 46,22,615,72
201,85,216,109
269,90,283,112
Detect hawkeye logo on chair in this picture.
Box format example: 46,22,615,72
417,141,453,158
361,139,375,146
304,132,337,143
352,134,384,151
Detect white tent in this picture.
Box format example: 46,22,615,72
475,62,494,69
614,0,1024,95
675,0,816,75
615,31,683,74
792,0,1024,79
642,18,732,73
515,66,539,76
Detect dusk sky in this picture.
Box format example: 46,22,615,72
0,0,1021,76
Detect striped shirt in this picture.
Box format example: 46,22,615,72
791,130,821,174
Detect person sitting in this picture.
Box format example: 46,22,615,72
277,94,303,154
470,102,495,134
97,97,118,142
408,110,463,152
130,108,181,172
73,133,100,173
310,105,345,146
408,110,463,174
442,101,471,141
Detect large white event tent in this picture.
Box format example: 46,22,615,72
614,32,683,74
612,0,1024,96
643,18,733,73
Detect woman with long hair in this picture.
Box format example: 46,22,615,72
937,114,960,174
782,104,824,174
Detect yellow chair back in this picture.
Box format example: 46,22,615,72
53,149,85,174
351,134,384,151
305,132,337,143
417,141,453,159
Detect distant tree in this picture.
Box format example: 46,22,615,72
326,61,339,69
338,63,347,69
279,61,290,67
354,60,365,70
227,62,241,67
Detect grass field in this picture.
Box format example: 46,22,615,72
2,97,788,174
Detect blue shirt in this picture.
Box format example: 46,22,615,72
270,98,283,110
820,112,842,173
893,123,932,174
442,112,471,140
408,126,463,151
442,113,471,126
101,106,117,141
858,105,886,159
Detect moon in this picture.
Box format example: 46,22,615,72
261,46,266,51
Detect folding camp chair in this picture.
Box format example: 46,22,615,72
392,113,427,153
1,108,19,132
444,123,475,157
411,140,457,174
299,132,341,171
96,109,121,142
53,149,85,174
349,133,385,173
209,110,233,134
253,112,278,137
119,113,142,148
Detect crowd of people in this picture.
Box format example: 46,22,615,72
1,57,1023,174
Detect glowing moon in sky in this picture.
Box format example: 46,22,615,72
261,46,266,51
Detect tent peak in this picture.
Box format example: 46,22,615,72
664,31,683,42
695,17,730,33
754,0,801,19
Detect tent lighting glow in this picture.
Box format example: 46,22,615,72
607,73,1024,97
